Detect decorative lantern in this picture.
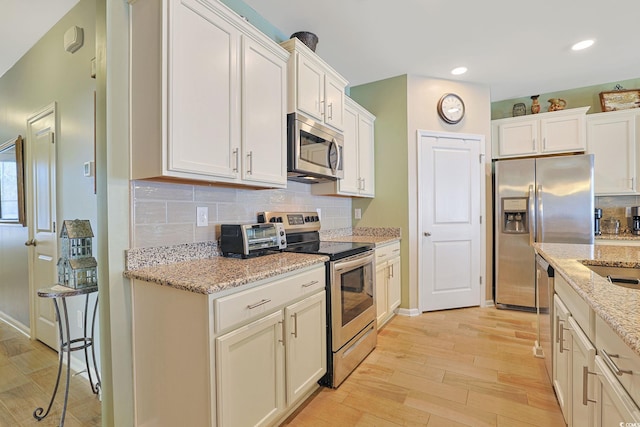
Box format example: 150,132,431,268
57,219,97,289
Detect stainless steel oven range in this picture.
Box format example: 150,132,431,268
258,211,376,388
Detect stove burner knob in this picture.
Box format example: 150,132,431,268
281,239,286,245
279,230,285,236
277,217,283,223
314,216,319,221
305,216,310,222
269,217,276,223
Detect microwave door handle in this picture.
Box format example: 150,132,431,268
329,139,341,173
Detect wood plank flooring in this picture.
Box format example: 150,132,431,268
0,321,101,426
284,307,565,427
0,307,564,427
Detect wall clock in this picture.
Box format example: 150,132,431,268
437,93,465,124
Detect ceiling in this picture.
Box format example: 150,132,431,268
243,0,640,101
0,0,80,78
2,1,638,101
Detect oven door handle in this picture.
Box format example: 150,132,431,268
334,252,374,272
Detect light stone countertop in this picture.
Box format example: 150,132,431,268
534,243,640,357
596,233,640,241
123,252,328,295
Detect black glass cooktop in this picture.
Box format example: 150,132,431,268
283,241,373,261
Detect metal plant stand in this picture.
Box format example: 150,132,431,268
34,285,100,426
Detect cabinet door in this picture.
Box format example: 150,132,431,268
498,120,538,157
216,310,284,427
357,112,375,197
375,262,388,328
324,74,345,131
338,105,361,195
540,113,585,154
553,294,571,424
169,0,239,179
594,356,640,426
569,317,596,427
284,291,326,405
241,36,287,187
587,113,636,195
387,255,401,313
296,54,323,121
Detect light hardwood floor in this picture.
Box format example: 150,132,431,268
284,306,565,427
0,307,564,427
0,321,101,426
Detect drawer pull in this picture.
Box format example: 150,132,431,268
558,322,570,353
301,280,319,288
601,349,633,376
247,299,271,309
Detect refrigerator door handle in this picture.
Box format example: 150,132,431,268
537,184,544,243
528,185,535,246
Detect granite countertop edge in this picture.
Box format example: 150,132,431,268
534,242,640,357
124,253,329,295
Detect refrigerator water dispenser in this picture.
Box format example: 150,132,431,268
501,197,528,233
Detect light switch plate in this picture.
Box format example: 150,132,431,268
354,208,362,219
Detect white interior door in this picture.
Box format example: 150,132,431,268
27,103,58,349
419,132,483,311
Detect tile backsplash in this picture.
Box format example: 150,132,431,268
132,180,352,248
596,195,640,233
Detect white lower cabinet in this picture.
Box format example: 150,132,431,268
216,290,326,426
132,265,326,427
569,317,596,427
216,311,284,427
593,355,640,426
553,294,571,423
375,241,401,328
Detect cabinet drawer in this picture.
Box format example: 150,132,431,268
596,315,640,407
375,241,400,265
214,267,325,333
555,274,592,337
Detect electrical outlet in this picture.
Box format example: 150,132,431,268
196,207,208,227
354,208,362,219
77,310,83,328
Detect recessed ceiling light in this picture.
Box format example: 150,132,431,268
571,39,594,51
451,66,467,76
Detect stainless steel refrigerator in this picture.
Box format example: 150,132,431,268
494,154,594,309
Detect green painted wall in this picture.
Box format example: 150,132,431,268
491,78,640,119
349,76,410,306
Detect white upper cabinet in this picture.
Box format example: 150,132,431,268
312,97,375,197
130,0,288,188
492,107,589,159
586,109,639,195
280,38,348,132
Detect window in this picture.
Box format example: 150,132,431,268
0,136,25,225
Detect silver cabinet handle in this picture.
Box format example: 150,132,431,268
361,178,365,191
328,102,333,120
301,280,318,288
582,366,597,406
532,138,536,151
424,232,431,237
247,151,253,175
232,148,239,172
558,321,570,353
320,100,325,116
601,349,633,376
291,313,298,338
246,299,271,309
278,320,284,344
543,137,546,150
24,239,37,246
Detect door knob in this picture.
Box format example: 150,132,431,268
424,232,431,237
24,239,36,246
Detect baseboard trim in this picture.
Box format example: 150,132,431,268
396,308,420,317
0,312,30,337
484,299,495,308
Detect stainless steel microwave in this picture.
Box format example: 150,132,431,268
287,113,344,183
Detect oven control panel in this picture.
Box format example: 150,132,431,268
257,211,321,232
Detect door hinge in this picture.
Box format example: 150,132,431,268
53,221,56,233
480,215,483,224
479,276,483,285
50,132,55,144
479,153,485,163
